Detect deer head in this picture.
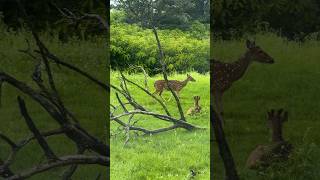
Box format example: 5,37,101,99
194,96,200,105
267,109,288,142
193,96,201,112
245,40,274,64
187,74,196,82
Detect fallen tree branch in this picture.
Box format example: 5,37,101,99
7,155,109,180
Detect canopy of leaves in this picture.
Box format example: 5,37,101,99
0,0,107,39
211,0,320,40
114,0,209,30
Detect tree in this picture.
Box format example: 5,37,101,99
116,0,209,30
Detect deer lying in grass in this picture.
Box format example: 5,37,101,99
153,74,196,98
246,109,293,169
187,96,201,115
211,40,274,116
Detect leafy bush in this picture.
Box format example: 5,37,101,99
111,22,209,75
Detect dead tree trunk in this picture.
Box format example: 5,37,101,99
211,106,239,180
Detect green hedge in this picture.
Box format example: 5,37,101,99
110,22,209,75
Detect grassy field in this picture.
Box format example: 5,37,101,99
0,31,108,179
212,33,320,179
110,72,210,179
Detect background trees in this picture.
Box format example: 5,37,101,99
114,0,209,30
212,0,320,40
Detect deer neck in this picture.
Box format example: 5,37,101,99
181,78,190,87
271,124,283,142
194,101,199,107
230,53,252,81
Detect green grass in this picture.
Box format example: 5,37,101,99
212,33,320,179
0,31,108,179
110,72,210,179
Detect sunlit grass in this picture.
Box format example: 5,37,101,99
110,72,210,180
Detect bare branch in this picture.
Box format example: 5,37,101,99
52,3,109,31
35,50,109,92
7,155,109,180
120,73,171,116
61,146,85,180
116,93,128,113
0,158,14,178
0,133,17,149
17,96,58,161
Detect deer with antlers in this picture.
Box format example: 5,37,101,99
187,96,201,115
211,40,274,116
246,109,293,169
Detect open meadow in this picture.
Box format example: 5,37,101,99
110,72,210,179
0,30,108,179
212,33,320,179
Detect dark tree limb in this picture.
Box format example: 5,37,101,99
112,117,180,135
0,158,14,178
35,50,110,92
52,3,109,31
61,146,86,180
211,106,239,180
0,132,17,149
0,72,109,157
7,155,109,180
17,96,58,161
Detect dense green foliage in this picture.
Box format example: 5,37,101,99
0,0,107,40
114,0,209,30
212,0,320,40
111,11,209,75
111,72,210,179
0,25,107,179
212,33,320,179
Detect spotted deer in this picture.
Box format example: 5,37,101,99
187,96,201,115
211,40,274,116
246,109,293,169
153,74,196,97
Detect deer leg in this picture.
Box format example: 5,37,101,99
153,89,159,95
176,91,180,98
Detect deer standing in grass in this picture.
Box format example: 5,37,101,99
246,109,293,169
153,74,195,98
187,96,201,115
211,40,274,116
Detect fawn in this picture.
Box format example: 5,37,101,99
246,109,293,169
153,74,196,97
211,40,274,116
187,96,201,115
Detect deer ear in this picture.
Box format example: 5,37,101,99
283,111,288,122
252,40,256,47
277,109,283,117
246,40,252,49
